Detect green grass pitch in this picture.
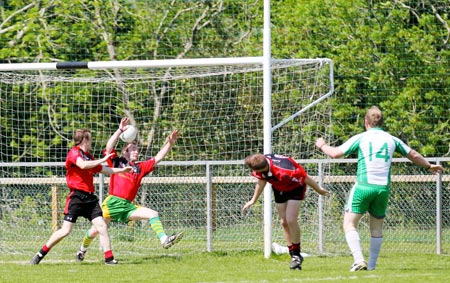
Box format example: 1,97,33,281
1,251,449,283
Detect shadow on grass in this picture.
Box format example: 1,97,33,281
123,249,263,265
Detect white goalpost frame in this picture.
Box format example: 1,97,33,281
262,0,273,259
0,55,334,258
0,0,335,259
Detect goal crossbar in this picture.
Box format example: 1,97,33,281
0,57,331,71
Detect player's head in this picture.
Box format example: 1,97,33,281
365,106,383,128
121,141,140,162
73,129,92,150
245,153,269,172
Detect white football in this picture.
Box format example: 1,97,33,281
120,125,138,142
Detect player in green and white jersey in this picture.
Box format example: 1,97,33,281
315,106,444,272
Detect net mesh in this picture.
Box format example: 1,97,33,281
0,59,337,259
0,59,332,166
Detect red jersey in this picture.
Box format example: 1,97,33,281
104,149,156,201
65,146,103,193
252,154,307,192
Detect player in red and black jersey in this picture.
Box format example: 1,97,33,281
76,118,183,262
30,129,132,265
243,153,330,270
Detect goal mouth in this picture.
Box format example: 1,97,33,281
0,57,334,257
0,57,333,164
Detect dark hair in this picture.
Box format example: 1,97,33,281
245,154,268,171
365,106,384,127
73,129,91,146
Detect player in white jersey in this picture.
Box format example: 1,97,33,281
315,106,443,271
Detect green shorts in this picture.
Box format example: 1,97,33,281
101,195,140,223
345,182,390,219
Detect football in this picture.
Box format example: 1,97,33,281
120,125,138,142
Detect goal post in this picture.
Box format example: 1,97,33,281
0,57,334,258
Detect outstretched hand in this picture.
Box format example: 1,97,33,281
121,166,133,173
316,187,330,197
428,164,444,174
102,153,115,162
242,200,254,213
315,137,326,150
166,129,179,145
119,117,130,131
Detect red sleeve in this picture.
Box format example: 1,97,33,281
289,157,307,182
251,171,263,180
66,148,78,168
103,148,119,168
137,158,157,175
86,152,103,173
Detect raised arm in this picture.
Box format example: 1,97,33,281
154,129,179,164
315,137,345,159
105,117,130,154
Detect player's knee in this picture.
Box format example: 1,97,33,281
370,229,383,237
89,228,100,238
95,224,108,235
91,217,108,233
139,207,158,219
58,227,72,238
285,216,298,227
280,218,288,228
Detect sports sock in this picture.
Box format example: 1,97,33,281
291,242,301,256
38,245,50,257
149,217,167,243
288,244,294,257
81,229,94,251
345,230,365,264
104,250,114,262
368,236,383,270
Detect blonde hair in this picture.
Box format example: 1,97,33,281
365,106,383,127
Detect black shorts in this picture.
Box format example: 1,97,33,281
63,190,103,223
273,185,306,203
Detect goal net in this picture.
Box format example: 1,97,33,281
0,58,334,259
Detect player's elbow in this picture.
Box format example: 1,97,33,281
407,149,421,159
328,153,340,159
407,149,424,164
328,150,344,159
76,162,89,170
100,166,113,175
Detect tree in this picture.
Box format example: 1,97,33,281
270,0,449,156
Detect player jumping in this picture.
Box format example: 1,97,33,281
76,118,184,262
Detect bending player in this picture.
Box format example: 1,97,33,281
76,118,184,261
243,153,330,270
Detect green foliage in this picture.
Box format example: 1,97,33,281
0,0,448,160
2,189,51,226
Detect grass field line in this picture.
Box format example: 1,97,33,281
197,273,439,283
0,259,99,264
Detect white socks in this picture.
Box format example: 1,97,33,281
345,230,365,264
346,231,383,269
368,237,383,270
